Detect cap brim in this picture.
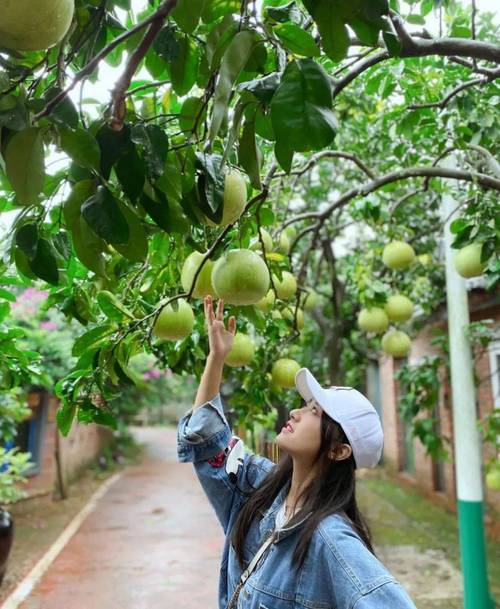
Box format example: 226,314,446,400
295,368,326,405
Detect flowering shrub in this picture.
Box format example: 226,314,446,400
10,287,78,385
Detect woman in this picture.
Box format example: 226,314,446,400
177,296,417,608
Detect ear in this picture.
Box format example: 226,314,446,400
329,443,352,461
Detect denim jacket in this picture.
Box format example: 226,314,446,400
177,394,417,609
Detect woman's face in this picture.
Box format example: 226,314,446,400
276,398,323,461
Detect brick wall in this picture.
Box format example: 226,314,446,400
23,394,113,498
375,296,499,514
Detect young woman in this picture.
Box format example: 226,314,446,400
177,296,417,609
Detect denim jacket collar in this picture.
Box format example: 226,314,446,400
258,482,313,543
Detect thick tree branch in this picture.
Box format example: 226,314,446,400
283,166,500,227
390,11,500,64
332,51,389,98
110,7,176,130
35,0,178,121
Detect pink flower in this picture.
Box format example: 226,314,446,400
40,321,58,331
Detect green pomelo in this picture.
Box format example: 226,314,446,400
273,271,297,300
152,299,194,341
212,249,270,305
181,251,215,298
0,0,74,51
384,295,414,323
381,330,411,358
224,333,255,367
358,307,389,333
271,358,301,388
382,241,416,270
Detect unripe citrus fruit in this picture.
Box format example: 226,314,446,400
180,251,215,298
454,242,486,278
381,330,411,358
358,307,389,333
273,271,297,300
0,0,74,51
153,299,194,341
212,249,270,305
384,295,414,323
224,333,255,367
271,358,301,388
382,241,416,270
255,289,276,313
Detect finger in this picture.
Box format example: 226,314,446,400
216,298,224,321
228,315,236,335
207,296,215,324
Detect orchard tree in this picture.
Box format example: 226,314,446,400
0,0,498,453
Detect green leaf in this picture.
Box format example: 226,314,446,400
202,0,240,22
178,96,207,134
238,120,261,189
15,223,39,259
270,59,337,152
59,128,100,171
131,124,168,177
348,17,381,46
81,186,130,245
209,30,256,143
57,401,77,436
170,35,200,96
274,140,294,173
153,25,180,61
44,87,79,128
96,123,131,180
5,128,45,205
63,181,107,275
407,14,426,25
28,238,59,285
382,30,402,57
97,291,135,322
112,202,148,262
172,0,206,33
274,23,320,57
140,191,171,232
72,324,115,357
309,1,350,62
115,145,145,201
238,72,281,105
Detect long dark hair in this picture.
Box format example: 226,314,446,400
230,400,374,573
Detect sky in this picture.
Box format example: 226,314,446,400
0,0,498,236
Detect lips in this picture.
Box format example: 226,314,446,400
282,422,294,433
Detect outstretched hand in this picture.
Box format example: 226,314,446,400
204,296,236,360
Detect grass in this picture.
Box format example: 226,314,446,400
357,472,500,604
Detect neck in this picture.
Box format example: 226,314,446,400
286,457,316,509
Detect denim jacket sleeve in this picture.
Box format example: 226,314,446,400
352,581,417,608
177,393,275,533
319,516,417,609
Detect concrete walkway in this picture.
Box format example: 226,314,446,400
15,427,223,609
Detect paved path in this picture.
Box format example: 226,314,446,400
16,426,223,609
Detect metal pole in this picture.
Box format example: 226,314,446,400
441,157,494,609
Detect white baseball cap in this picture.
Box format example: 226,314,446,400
295,368,384,469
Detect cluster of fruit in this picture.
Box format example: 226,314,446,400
150,171,313,389
356,238,487,359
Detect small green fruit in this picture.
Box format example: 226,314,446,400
224,333,255,367
358,308,389,334
381,330,411,358
153,299,194,341
382,241,416,270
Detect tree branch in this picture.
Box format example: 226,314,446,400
407,74,496,110
390,10,500,64
35,0,178,122
274,150,376,180
284,166,500,226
